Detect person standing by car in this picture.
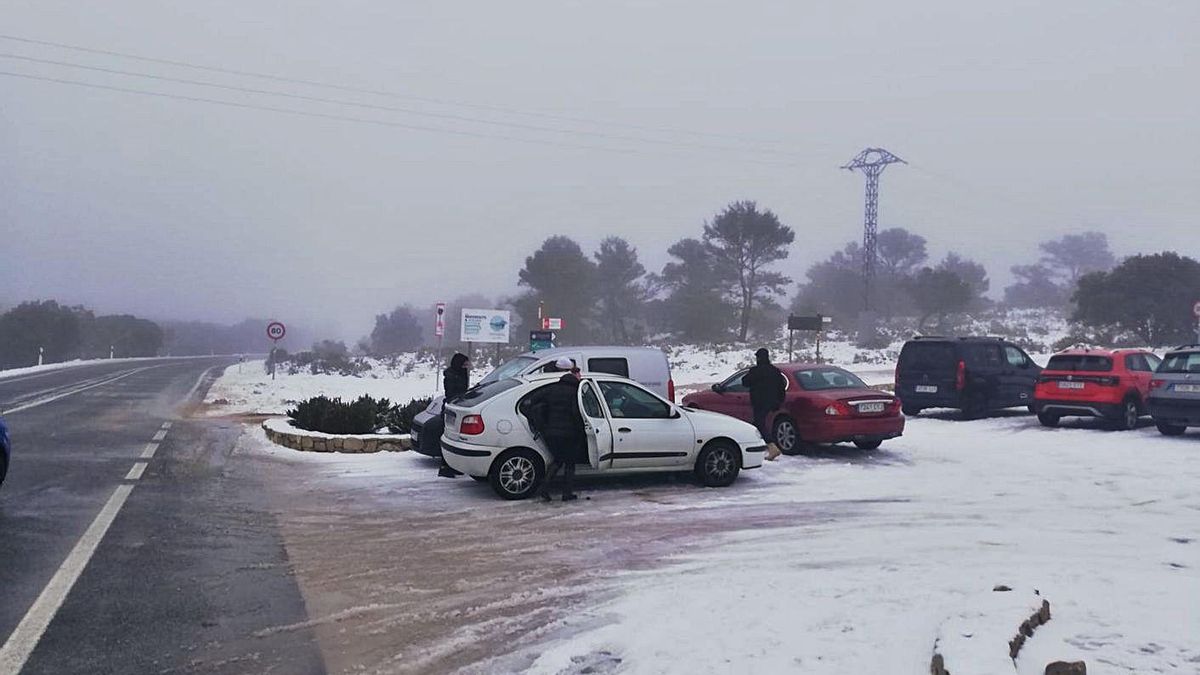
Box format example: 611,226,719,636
437,353,471,478
742,348,785,461
528,358,585,502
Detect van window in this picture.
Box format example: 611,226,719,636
1046,354,1113,372
900,342,956,370
964,344,1003,368
1004,346,1028,368
588,357,630,378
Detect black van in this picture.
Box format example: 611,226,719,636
896,337,1041,419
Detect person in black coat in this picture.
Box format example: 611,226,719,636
437,353,471,478
526,358,585,501
741,348,785,460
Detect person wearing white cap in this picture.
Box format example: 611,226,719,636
525,358,584,501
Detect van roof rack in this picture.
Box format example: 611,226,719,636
1171,343,1200,351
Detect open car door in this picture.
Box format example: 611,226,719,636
577,379,613,470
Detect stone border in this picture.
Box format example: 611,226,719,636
930,589,1083,675
262,417,411,453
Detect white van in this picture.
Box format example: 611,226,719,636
412,346,674,457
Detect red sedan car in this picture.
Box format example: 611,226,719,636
682,363,905,452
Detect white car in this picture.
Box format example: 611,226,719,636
441,373,767,499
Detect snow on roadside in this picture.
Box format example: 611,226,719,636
524,415,1200,674
0,355,206,381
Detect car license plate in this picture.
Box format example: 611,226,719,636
1058,381,1085,390
1175,384,1200,393
858,402,886,413
915,385,937,393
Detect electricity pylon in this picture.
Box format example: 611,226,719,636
842,148,906,311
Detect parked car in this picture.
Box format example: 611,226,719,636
896,336,1041,419
0,416,9,489
411,346,674,457
1148,345,1200,436
1033,348,1160,429
682,363,904,452
440,372,764,499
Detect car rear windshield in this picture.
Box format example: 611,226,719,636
478,356,537,385
1046,354,1113,372
899,342,957,370
795,367,868,391
452,378,522,407
1158,352,1200,374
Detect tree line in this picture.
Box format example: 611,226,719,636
365,201,1200,352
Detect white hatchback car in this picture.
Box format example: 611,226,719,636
441,373,766,499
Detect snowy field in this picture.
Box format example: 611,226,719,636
240,411,1200,674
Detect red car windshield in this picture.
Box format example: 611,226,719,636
795,368,868,391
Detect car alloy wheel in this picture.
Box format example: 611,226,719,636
772,417,798,453
489,448,544,500
1120,400,1139,431
696,442,740,487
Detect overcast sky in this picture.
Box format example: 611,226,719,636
2,1,1196,342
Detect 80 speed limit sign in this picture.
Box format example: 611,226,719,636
266,321,286,341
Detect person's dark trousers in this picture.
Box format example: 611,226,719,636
753,408,773,442
432,415,461,478
540,434,578,500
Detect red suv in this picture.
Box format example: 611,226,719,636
682,363,904,452
1033,348,1161,430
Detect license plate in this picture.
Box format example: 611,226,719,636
915,385,938,393
1175,384,1200,393
1058,381,1085,390
857,402,886,413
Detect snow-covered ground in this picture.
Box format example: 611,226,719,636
239,411,1200,674
0,355,197,381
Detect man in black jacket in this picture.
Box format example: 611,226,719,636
742,348,785,461
527,358,585,502
437,353,471,478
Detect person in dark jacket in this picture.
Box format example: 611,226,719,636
437,353,471,478
741,348,785,460
526,358,585,502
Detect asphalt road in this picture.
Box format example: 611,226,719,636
0,359,325,674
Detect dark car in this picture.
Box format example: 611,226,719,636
896,337,1041,419
1148,346,1200,436
1,416,9,489
682,363,904,452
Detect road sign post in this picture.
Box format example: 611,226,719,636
435,303,446,394
787,315,832,362
530,330,555,352
1193,300,1200,343
266,321,286,381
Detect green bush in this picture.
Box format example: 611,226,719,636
286,395,392,434
383,397,432,434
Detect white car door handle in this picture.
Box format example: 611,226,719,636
617,427,632,433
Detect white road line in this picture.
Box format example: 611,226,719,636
0,483,136,673
161,421,172,430
183,366,218,404
139,443,160,459
124,461,148,481
151,429,167,442
0,368,151,416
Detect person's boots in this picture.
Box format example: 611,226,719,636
765,443,782,461
561,493,578,502
437,459,461,477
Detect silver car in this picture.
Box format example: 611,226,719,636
1148,346,1200,436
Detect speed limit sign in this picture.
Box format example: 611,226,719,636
266,321,286,341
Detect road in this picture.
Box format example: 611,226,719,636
0,359,325,674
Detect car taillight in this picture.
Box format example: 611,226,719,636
886,398,901,413
668,379,676,403
824,401,852,416
1150,379,1165,389
955,360,966,391
459,414,485,435
1098,376,1120,387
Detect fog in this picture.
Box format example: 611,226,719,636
2,1,1196,342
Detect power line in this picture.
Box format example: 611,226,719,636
0,32,795,148
0,51,803,159
0,69,806,166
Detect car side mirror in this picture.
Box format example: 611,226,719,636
711,383,724,394
670,407,682,419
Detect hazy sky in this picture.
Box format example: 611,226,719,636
3,1,1197,341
